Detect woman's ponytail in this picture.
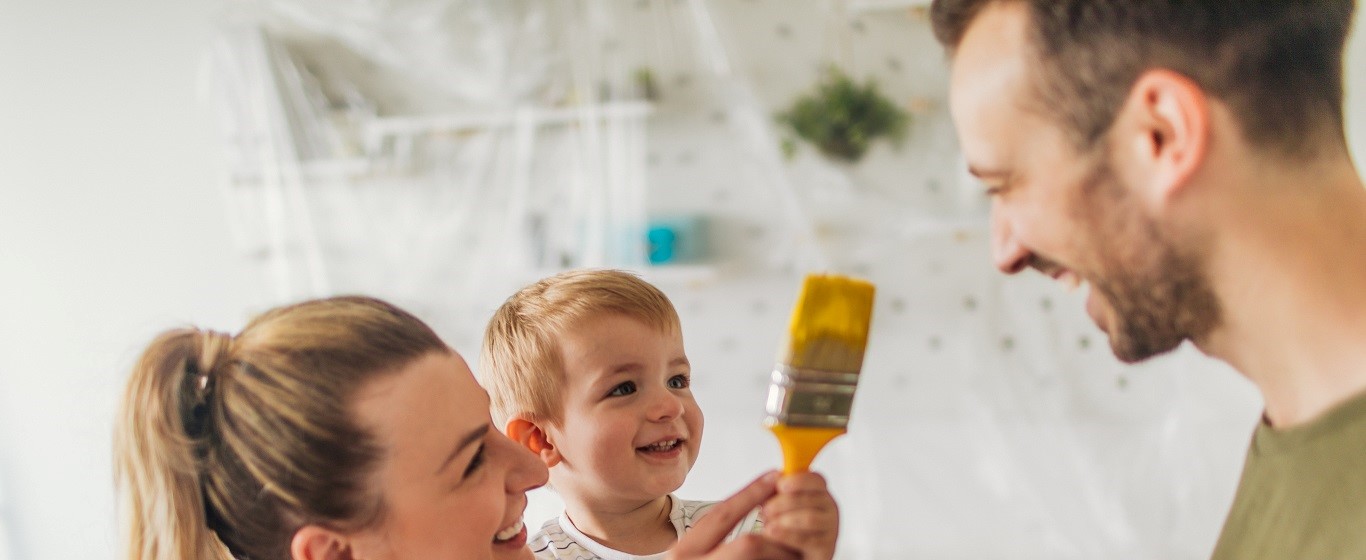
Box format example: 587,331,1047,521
114,296,448,560
114,329,233,560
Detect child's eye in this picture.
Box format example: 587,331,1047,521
463,443,486,478
607,381,637,397
667,374,690,389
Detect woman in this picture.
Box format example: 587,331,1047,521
114,296,797,560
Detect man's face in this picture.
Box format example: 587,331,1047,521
947,2,1219,362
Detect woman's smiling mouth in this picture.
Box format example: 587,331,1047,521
493,519,526,546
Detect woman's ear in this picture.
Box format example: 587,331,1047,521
506,416,562,468
290,525,352,560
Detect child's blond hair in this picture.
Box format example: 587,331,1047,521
479,269,681,427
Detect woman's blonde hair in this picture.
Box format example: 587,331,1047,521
114,296,447,560
479,269,680,427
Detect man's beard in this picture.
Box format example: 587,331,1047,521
1054,155,1223,363
1094,241,1221,363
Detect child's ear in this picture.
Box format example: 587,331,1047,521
505,416,562,468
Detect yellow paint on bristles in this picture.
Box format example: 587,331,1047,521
781,275,875,371
770,274,875,474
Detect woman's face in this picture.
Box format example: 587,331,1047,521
346,352,548,559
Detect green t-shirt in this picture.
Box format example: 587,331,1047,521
1211,390,1366,560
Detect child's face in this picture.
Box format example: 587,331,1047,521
546,313,703,507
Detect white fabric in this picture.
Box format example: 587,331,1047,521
530,494,763,560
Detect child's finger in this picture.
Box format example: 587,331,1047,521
763,514,839,560
760,488,838,519
709,535,802,560
761,480,840,559
776,471,828,494
674,471,781,555
764,507,838,533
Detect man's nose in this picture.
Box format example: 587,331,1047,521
990,204,1030,275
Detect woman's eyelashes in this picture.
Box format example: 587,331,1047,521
463,442,487,478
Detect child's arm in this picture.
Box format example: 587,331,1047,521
759,472,840,560
669,472,800,560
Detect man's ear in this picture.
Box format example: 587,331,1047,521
506,416,562,468
1121,68,1210,204
290,525,351,560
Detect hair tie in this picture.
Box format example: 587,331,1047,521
182,361,214,443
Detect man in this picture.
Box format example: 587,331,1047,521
929,1,1366,558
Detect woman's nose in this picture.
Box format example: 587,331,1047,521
503,433,548,493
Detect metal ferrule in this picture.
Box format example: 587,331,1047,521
763,364,859,428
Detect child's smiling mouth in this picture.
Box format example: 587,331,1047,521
636,438,685,457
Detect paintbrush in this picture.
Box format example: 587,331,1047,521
764,273,875,474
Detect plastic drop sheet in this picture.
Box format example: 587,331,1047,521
209,1,653,343
206,2,1264,558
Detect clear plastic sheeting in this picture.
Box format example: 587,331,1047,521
209,1,659,342
671,231,1260,560
831,237,1256,559
230,0,555,107
207,1,1262,558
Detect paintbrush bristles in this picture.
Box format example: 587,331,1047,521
764,274,875,434
780,275,875,373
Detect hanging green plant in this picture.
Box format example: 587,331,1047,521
776,67,910,163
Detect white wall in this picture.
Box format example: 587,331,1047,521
0,1,254,558
0,2,1364,560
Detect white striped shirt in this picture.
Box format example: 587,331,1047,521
529,494,764,560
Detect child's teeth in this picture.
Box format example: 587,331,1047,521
643,439,678,451
495,520,523,542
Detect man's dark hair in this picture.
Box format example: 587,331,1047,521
931,0,1356,158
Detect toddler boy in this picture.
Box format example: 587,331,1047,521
480,269,839,559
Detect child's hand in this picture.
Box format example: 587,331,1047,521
760,472,840,560
669,471,800,560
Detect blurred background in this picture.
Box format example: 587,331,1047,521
1,1,1364,558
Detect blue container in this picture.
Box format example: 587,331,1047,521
646,216,707,265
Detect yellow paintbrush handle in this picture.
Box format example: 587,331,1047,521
769,424,846,474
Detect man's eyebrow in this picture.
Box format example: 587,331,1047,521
436,423,490,475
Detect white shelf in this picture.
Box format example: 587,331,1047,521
364,101,654,141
